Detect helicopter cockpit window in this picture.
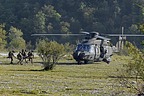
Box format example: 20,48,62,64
76,44,93,52
76,44,90,51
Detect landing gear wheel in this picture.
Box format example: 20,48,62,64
84,60,88,64
106,61,110,64
77,60,81,65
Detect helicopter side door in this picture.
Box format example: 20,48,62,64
88,45,95,61
94,45,100,61
105,46,113,57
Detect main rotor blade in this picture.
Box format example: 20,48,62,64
90,31,99,35
31,33,82,36
96,35,111,40
80,32,90,35
107,34,144,37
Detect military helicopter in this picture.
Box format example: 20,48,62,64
32,32,115,64
72,32,115,64
31,28,144,64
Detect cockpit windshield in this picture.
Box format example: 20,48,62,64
76,44,93,52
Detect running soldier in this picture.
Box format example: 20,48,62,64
17,52,23,64
7,50,15,64
27,50,34,63
21,49,27,63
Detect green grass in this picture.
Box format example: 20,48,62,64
0,54,136,96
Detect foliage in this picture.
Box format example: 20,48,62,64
60,21,70,34
0,1,143,47
126,42,144,80
37,39,65,70
34,11,46,33
0,24,7,50
140,24,144,33
7,26,26,50
34,4,61,34
118,42,144,94
64,42,75,53
26,41,34,51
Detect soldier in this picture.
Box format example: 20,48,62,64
7,50,15,64
21,49,27,63
21,49,26,57
17,52,23,64
100,46,105,58
27,50,34,63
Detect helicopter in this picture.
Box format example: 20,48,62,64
32,32,115,64
31,29,144,64
72,32,114,64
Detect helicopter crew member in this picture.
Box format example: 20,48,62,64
100,46,105,58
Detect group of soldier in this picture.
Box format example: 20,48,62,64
7,49,34,64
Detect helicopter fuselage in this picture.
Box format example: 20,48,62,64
73,39,113,64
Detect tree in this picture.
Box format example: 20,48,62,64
26,41,34,51
140,24,144,32
42,4,61,21
0,24,7,50
140,23,144,46
34,4,61,34
34,11,46,33
60,21,70,34
117,42,144,95
7,26,26,50
37,40,65,70
0,0,143,48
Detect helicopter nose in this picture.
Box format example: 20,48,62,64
73,52,84,59
78,53,85,59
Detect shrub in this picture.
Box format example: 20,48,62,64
117,41,144,95
37,39,65,70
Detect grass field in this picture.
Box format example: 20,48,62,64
0,54,137,96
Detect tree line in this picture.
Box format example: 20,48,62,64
0,0,143,50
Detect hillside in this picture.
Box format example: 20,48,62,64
0,0,143,47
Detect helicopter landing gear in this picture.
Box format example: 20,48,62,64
78,60,94,64
84,60,88,64
77,60,89,64
106,61,110,64
77,60,82,65
103,59,110,64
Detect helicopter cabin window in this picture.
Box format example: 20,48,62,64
76,44,94,52
89,45,95,53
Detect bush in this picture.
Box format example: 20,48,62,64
117,41,144,95
37,39,65,70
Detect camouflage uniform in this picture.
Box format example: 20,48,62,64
27,51,34,63
17,52,23,64
21,49,27,63
8,51,15,64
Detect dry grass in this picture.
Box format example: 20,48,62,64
0,54,136,96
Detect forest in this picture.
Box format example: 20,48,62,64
0,0,144,50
